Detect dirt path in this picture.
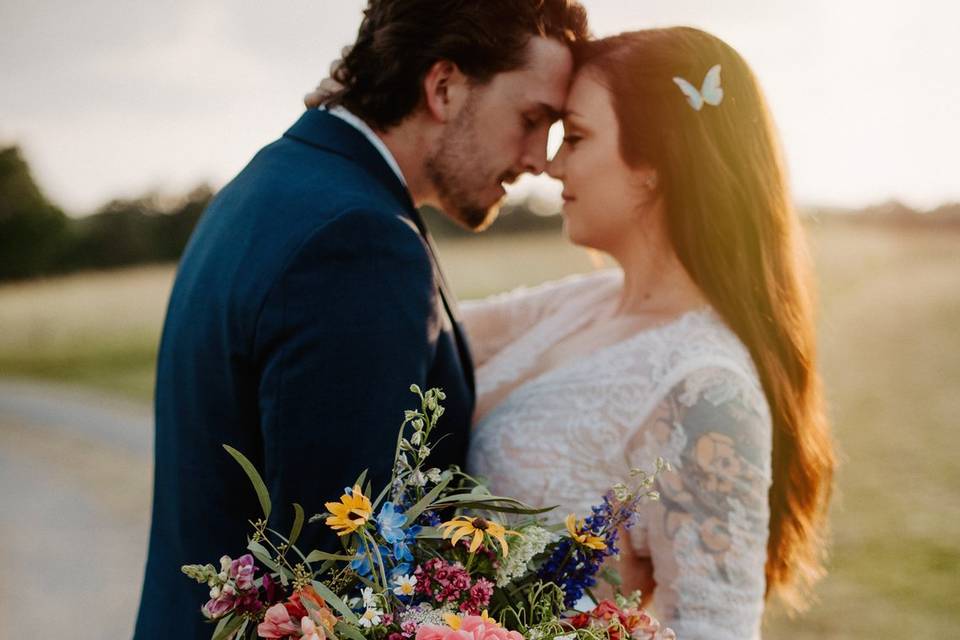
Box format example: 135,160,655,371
0,379,153,638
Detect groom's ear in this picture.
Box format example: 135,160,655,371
422,60,471,124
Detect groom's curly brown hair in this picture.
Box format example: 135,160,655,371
323,0,589,130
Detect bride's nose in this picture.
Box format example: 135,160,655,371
546,151,565,181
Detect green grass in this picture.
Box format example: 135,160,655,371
1,220,957,637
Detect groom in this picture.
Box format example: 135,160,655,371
134,1,587,637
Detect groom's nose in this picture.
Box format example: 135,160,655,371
519,127,551,175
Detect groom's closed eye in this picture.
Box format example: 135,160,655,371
522,104,564,130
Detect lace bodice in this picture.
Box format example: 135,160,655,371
463,270,772,640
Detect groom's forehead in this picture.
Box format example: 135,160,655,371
491,37,573,113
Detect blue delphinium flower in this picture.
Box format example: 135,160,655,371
393,524,421,563
418,510,442,527
538,496,623,607
377,501,407,544
351,552,373,577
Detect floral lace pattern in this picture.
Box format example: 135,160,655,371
463,271,772,640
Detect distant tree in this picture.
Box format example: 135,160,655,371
151,185,213,260
0,145,69,280
58,185,213,270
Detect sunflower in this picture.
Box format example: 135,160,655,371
324,485,373,536
565,513,607,551
439,515,517,556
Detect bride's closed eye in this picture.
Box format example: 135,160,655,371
562,134,583,148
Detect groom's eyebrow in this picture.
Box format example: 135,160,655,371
532,102,563,122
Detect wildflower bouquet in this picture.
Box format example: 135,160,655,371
182,386,674,640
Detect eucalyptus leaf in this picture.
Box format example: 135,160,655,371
336,621,368,640
211,614,244,640
353,469,368,492
248,540,293,582
289,503,305,548
311,580,359,624
223,445,271,519
304,549,354,563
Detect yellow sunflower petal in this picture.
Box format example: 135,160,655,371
469,529,484,553
493,531,510,556
450,525,473,547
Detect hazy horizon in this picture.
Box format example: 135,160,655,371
2,0,957,215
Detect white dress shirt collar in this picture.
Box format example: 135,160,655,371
324,105,408,188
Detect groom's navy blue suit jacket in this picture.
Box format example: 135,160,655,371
134,110,475,639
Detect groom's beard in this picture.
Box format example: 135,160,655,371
425,97,506,232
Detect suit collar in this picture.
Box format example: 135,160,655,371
284,109,414,211
283,109,476,395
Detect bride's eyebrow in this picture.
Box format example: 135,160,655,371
526,102,563,122
562,111,587,129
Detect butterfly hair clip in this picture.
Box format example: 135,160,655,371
672,64,723,111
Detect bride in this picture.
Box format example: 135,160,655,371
462,28,835,639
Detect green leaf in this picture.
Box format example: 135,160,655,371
289,503,305,548
304,549,354,563
599,565,623,587
223,445,271,519
311,580,359,624
353,469,368,491
248,540,293,584
431,492,556,515
447,502,556,515
335,621,368,640
413,526,445,539
402,471,452,524
211,614,244,640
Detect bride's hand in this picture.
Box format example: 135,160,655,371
304,78,344,109
617,526,656,606
304,46,351,109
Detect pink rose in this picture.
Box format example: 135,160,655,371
459,617,524,640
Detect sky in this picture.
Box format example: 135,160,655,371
1,0,957,215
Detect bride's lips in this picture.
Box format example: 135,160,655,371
561,192,576,203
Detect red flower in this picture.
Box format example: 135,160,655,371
569,613,591,629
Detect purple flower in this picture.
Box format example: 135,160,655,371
230,554,257,591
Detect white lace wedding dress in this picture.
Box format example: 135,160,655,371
463,270,772,640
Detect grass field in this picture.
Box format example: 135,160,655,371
1,218,957,638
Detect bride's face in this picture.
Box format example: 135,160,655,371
547,69,658,252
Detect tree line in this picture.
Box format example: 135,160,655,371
0,144,563,282
3,143,958,283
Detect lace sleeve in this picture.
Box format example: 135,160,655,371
460,271,614,367
625,367,772,640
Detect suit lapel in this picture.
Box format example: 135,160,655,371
284,110,476,395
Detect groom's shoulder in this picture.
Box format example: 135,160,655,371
236,135,400,218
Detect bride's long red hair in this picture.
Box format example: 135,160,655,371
575,28,835,609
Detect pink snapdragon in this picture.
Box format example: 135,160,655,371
258,602,301,638
230,553,256,590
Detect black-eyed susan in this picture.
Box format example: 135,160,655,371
565,513,607,551
324,485,373,536
439,515,517,555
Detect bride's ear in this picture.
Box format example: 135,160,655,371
422,60,470,123
635,166,660,194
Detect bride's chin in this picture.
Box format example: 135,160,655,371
562,218,590,248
